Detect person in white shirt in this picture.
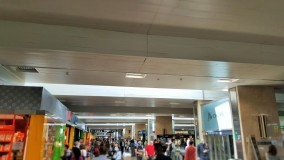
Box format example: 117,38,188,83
186,138,190,147
113,146,122,160
80,144,87,160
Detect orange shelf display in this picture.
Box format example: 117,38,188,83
0,115,15,160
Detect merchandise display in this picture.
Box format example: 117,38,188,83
0,115,15,160
44,123,66,160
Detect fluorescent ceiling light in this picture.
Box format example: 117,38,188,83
114,101,125,104
24,83,226,100
86,123,135,126
222,88,229,91
173,117,195,120
78,116,155,120
175,124,195,127
145,115,152,117
217,79,239,83
125,73,147,79
170,102,180,105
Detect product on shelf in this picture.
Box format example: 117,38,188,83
0,135,4,141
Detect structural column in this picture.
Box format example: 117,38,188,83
155,116,173,136
25,115,46,160
196,100,209,144
230,86,280,160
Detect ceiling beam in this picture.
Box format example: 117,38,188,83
69,106,193,115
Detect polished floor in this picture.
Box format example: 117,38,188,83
123,152,136,160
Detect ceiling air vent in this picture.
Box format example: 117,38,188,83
17,66,38,73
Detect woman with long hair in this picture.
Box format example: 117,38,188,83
71,147,83,160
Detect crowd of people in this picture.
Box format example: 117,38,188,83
58,137,212,160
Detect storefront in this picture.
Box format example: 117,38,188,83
201,98,234,160
0,86,71,160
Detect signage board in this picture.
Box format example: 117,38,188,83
201,98,233,131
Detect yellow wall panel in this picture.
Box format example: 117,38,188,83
25,115,46,160
69,127,75,149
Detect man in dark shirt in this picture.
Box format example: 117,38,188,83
154,143,172,160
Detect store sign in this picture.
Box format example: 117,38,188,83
201,99,233,131
175,131,188,134
71,115,78,125
12,142,24,150
67,111,72,121
138,130,147,135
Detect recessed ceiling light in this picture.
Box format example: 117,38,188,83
217,79,239,83
77,116,155,120
181,129,185,130
170,102,180,105
114,101,125,104
125,73,147,79
145,115,152,117
222,88,229,91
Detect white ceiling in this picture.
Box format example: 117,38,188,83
2,49,284,90
0,0,284,44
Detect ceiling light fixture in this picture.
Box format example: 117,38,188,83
77,116,155,120
125,73,147,79
145,115,152,117
114,101,125,104
86,123,135,126
173,117,195,120
175,124,195,127
170,102,180,105
217,78,239,83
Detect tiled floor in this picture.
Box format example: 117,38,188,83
123,152,137,160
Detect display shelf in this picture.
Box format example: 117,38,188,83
0,115,15,160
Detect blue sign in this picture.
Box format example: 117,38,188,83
72,115,78,125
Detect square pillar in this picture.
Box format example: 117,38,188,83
155,116,173,135
231,86,280,160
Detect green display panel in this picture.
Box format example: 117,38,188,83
52,125,66,160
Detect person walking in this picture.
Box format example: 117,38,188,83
71,147,83,160
184,141,196,160
145,141,155,160
169,139,176,160
266,145,280,160
119,139,125,156
135,140,144,160
92,146,110,160
80,144,87,160
61,145,72,160
197,141,205,160
154,143,171,160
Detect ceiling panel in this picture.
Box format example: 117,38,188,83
58,96,195,108
2,48,284,90
0,49,145,72
1,0,284,44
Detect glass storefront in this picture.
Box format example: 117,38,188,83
201,99,235,160
205,133,234,160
